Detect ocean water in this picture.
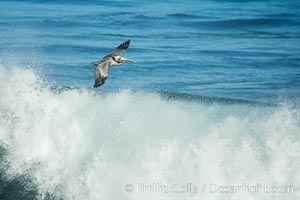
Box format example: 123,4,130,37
0,0,300,200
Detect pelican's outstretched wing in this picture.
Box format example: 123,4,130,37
103,39,131,58
94,61,110,88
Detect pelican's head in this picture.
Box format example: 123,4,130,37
113,56,135,64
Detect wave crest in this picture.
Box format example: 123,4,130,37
0,65,299,200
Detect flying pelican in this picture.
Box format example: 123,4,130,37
90,39,134,88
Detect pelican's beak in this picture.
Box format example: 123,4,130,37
120,57,135,63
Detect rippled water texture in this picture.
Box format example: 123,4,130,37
0,0,299,102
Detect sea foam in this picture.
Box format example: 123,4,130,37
0,65,299,200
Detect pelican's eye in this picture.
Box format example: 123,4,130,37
114,56,121,63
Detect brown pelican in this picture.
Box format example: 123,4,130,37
90,39,134,88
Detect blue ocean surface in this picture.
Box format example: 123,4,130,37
0,0,300,200
0,0,299,103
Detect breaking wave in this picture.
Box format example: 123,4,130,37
0,65,299,200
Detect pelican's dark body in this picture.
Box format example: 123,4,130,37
90,40,134,88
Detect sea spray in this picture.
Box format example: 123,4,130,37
0,65,299,200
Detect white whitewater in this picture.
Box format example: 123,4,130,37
0,65,299,200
